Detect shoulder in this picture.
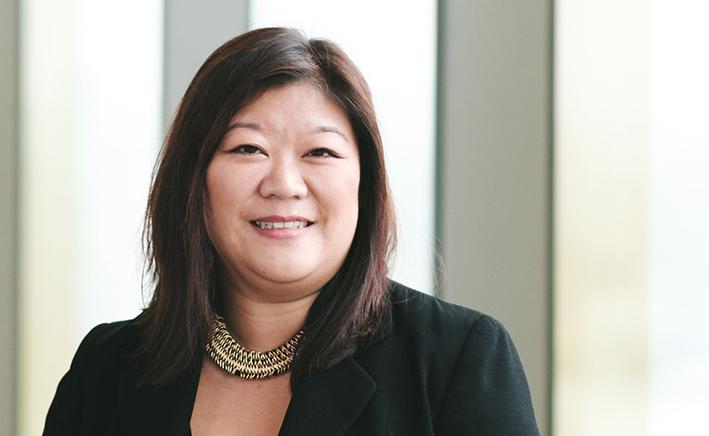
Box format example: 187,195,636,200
382,281,521,396
54,319,140,392
382,281,539,434
72,319,137,368
79,319,135,349
43,319,140,434
387,280,509,349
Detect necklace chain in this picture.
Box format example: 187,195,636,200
205,315,304,380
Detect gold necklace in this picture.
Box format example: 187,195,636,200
205,315,304,380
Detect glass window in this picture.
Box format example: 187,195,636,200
17,1,163,434
555,1,709,434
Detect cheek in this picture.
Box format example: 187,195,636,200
207,165,234,204
204,165,253,251
206,163,257,215
318,166,360,230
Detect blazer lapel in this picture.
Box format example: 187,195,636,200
278,356,376,436
118,366,200,435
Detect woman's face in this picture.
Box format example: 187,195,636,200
205,82,360,302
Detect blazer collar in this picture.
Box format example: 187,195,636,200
118,365,200,436
279,356,376,436
276,288,394,435
277,302,393,436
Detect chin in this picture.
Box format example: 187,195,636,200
254,259,323,285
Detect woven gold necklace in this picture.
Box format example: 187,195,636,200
205,315,304,380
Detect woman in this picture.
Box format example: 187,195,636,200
44,27,539,435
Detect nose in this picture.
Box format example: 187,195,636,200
258,156,308,199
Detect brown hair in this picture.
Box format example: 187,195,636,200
133,27,396,388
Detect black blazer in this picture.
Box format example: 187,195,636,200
44,282,539,435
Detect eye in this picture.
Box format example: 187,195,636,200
231,144,263,155
306,148,338,158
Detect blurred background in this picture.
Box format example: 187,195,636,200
1,0,707,435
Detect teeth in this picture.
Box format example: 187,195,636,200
254,221,309,229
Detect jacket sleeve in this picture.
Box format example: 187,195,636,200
433,315,540,435
43,323,109,436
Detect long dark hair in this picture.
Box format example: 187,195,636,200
133,27,396,388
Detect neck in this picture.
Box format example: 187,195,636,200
221,286,318,352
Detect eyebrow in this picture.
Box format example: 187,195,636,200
310,126,350,143
226,122,350,143
226,121,261,132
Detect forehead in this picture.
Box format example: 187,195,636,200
228,82,354,138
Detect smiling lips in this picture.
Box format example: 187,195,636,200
254,221,308,229
250,215,314,236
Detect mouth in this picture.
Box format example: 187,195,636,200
249,215,315,231
251,220,313,230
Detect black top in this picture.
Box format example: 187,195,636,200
44,281,540,435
